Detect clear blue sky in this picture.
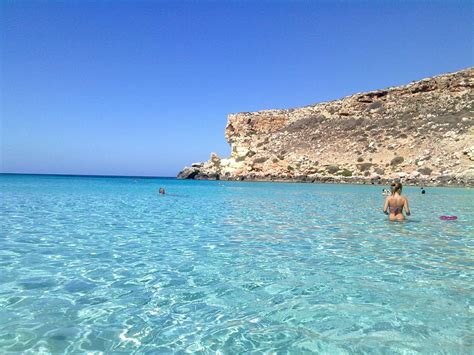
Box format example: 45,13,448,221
1,0,472,177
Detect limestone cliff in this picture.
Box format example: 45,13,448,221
178,68,474,186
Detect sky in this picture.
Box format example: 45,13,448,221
1,0,472,177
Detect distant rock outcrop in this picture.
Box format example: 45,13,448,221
178,68,474,186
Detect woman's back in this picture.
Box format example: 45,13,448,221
388,195,405,209
383,183,410,221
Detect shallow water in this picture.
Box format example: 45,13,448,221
0,174,473,353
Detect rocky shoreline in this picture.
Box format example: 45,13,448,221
178,68,474,187
178,167,471,187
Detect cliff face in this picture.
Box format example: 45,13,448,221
178,68,474,186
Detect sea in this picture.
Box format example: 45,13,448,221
0,174,473,353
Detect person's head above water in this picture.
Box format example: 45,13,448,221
391,182,403,194
159,187,165,195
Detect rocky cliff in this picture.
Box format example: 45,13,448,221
178,68,474,186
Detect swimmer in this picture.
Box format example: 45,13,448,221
382,188,391,196
421,187,426,194
159,187,165,195
383,182,411,221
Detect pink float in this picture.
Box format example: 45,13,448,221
439,216,458,221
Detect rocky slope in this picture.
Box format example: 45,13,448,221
178,68,474,186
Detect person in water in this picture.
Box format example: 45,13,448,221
382,188,391,196
159,187,165,195
421,187,426,194
383,182,411,221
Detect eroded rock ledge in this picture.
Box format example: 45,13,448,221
178,68,474,186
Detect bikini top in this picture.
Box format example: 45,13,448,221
389,205,402,214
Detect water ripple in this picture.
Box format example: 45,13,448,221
0,175,473,353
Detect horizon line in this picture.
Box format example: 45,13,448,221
0,172,176,179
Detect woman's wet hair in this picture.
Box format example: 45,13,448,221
391,182,402,194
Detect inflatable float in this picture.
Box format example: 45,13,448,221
439,216,458,221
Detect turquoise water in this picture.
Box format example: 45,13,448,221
1,174,473,353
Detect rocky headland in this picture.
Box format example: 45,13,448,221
178,68,474,186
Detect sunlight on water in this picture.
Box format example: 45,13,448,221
0,175,473,353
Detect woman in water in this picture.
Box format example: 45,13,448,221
383,182,411,221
